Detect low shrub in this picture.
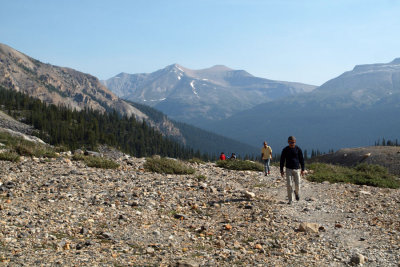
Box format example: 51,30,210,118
15,144,34,156
0,151,20,162
72,154,86,161
216,159,264,172
144,157,195,175
72,154,119,169
85,156,120,169
307,162,400,189
0,131,57,158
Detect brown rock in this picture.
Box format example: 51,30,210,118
298,222,320,233
254,244,263,250
224,224,232,230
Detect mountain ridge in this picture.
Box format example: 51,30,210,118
201,58,400,152
103,64,317,126
0,43,146,120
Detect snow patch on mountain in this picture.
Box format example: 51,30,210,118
190,80,199,97
176,65,185,72
144,98,166,102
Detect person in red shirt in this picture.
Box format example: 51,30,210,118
219,152,226,160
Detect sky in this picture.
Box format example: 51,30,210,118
1,0,400,86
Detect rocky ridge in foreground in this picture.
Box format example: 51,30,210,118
0,154,399,266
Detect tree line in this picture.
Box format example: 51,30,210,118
0,86,205,160
374,138,399,147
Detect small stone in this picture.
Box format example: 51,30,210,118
199,182,207,189
216,240,225,248
244,191,256,199
233,240,241,248
152,230,161,236
174,213,187,220
175,260,199,267
350,253,365,265
254,244,263,250
63,242,70,250
298,222,320,233
146,247,155,254
224,224,232,230
130,201,139,207
80,227,88,235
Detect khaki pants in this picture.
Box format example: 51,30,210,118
286,168,301,202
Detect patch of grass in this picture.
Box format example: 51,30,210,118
72,154,119,169
216,159,264,172
271,161,280,167
195,174,207,182
54,145,69,152
72,154,85,161
144,157,195,175
85,156,120,169
187,157,205,164
307,162,400,189
0,151,20,162
0,131,57,158
253,183,268,188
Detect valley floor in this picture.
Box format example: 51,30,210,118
0,155,399,266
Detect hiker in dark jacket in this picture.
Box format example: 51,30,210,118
280,136,305,204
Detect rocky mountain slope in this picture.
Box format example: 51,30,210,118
0,43,146,120
0,153,399,266
0,43,188,144
103,64,316,126
203,58,400,152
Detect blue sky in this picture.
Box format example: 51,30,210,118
1,0,399,85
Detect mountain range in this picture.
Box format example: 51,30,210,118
104,58,400,153
103,64,316,126
202,58,400,152
0,43,258,156
2,42,399,155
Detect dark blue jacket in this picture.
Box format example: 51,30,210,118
280,145,305,172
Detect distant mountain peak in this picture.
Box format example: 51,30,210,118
167,64,233,74
352,58,400,73
390,58,400,64
207,65,233,71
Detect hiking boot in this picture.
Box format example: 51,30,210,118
287,201,293,205
295,193,300,201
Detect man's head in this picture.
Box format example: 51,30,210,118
288,136,296,147
263,141,267,146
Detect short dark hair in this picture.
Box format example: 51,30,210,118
288,136,296,141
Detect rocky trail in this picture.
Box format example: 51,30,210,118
0,154,399,266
